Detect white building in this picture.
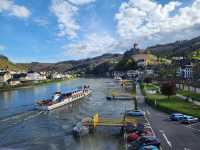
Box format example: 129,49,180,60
112,71,125,78
51,72,65,79
145,69,154,75
26,71,46,81
0,69,7,72
177,65,193,79
127,70,137,78
0,72,11,82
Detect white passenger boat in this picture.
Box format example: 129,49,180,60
36,85,91,111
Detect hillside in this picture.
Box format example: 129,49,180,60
0,55,26,71
191,49,200,60
18,53,123,75
17,62,53,72
14,35,200,74
148,36,200,58
114,47,139,71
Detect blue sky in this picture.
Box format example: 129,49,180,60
0,0,199,63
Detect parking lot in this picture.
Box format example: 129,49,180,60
185,122,200,133
136,84,200,150
125,113,161,150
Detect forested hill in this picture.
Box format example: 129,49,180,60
6,35,200,74
148,36,200,58
0,55,26,71
17,53,123,74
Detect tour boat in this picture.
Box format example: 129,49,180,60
36,85,91,111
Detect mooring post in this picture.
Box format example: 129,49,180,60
89,125,94,133
134,98,138,110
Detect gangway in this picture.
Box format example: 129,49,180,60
83,113,137,129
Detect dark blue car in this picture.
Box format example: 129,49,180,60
139,145,159,150
170,113,184,121
181,115,199,124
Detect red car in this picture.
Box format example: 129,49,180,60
127,132,140,142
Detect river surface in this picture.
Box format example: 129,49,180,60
0,78,134,150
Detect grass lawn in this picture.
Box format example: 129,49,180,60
144,90,200,118
141,82,160,92
177,90,200,102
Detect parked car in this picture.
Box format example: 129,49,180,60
126,124,138,133
130,136,160,150
141,130,154,137
128,140,141,150
139,145,159,150
127,132,140,142
181,115,198,124
126,110,145,117
139,136,161,147
170,113,184,121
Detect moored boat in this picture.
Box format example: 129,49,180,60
36,85,91,111
72,117,92,137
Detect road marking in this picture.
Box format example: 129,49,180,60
136,85,164,149
186,125,200,132
144,114,163,150
186,122,200,127
146,109,150,115
144,115,156,137
160,130,172,148
184,148,191,150
144,123,150,126
185,122,200,132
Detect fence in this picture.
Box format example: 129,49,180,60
176,84,200,94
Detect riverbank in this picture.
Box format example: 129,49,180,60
141,83,200,118
0,78,75,92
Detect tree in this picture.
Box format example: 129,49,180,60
114,57,137,71
161,82,176,99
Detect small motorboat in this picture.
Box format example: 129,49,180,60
72,117,92,137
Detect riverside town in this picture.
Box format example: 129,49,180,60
1,0,200,150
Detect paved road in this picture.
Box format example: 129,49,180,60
136,84,200,150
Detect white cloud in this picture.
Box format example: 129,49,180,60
0,0,30,18
50,0,95,39
63,33,121,59
115,0,200,48
0,44,5,51
68,0,95,5
50,0,79,39
34,18,49,27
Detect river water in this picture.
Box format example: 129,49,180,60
0,78,134,150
